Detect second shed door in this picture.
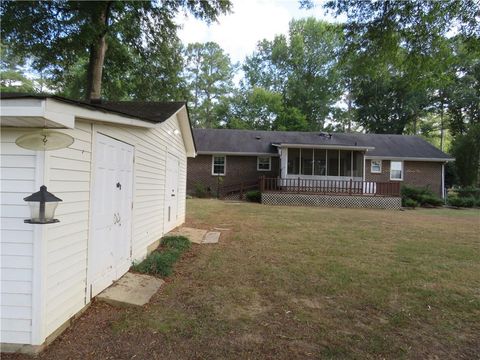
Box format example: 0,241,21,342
164,153,179,233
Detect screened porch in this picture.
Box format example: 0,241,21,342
281,147,364,180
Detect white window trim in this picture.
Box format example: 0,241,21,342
257,156,271,171
211,155,226,176
390,160,404,181
371,160,382,174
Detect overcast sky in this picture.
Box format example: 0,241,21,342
175,0,344,63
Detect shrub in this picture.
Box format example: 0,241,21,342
245,190,261,203
194,182,207,198
418,194,444,207
403,198,418,208
456,186,480,200
132,236,191,277
462,196,476,208
447,196,476,208
401,185,443,207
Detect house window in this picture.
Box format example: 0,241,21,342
371,160,382,173
212,155,226,175
257,156,271,171
390,161,403,180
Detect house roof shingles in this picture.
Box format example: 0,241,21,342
0,93,185,124
193,128,453,160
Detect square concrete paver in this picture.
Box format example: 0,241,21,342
169,227,208,244
203,231,220,244
97,272,164,307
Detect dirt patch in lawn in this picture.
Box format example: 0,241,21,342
4,201,480,359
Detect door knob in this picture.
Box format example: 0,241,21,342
116,182,122,190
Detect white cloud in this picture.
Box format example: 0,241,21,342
175,0,342,63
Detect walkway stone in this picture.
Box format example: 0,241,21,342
169,227,208,244
203,231,221,244
97,272,164,307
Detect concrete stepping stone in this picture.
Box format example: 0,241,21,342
169,226,207,244
203,231,220,244
97,272,164,307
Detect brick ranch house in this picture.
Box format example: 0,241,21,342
187,128,453,208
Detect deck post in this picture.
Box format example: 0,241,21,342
259,176,265,193
240,183,244,200
298,177,301,193
349,178,352,195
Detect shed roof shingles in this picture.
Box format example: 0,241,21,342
193,128,452,160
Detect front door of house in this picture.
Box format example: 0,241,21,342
89,133,134,298
164,153,179,233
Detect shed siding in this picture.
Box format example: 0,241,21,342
0,130,37,344
43,120,92,336
41,113,187,341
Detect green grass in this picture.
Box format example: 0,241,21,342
29,200,480,359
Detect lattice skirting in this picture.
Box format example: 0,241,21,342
261,193,401,210
222,192,242,200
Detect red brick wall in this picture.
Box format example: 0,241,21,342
365,160,443,196
187,155,279,195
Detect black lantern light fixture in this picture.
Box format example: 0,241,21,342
14,126,74,225
24,185,62,224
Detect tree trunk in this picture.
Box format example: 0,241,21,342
85,2,112,102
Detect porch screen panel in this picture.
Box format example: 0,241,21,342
352,151,363,177
314,149,327,176
339,150,352,176
327,150,339,176
301,148,313,175
287,148,300,175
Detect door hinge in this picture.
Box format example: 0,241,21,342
131,201,133,210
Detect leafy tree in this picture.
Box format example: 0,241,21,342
58,37,187,101
1,0,232,100
0,45,34,93
243,19,344,130
215,87,308,131
450,124,480,186
445,36,480,137
184,42,236,128
325,0,479,134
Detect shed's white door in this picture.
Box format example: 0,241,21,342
90,133,134,297
164,153,179,233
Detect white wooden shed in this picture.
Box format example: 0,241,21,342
0,93,196,352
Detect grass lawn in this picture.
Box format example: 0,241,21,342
7,200,480,359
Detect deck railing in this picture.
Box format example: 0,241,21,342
259,177,401,197
219,181,259,200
